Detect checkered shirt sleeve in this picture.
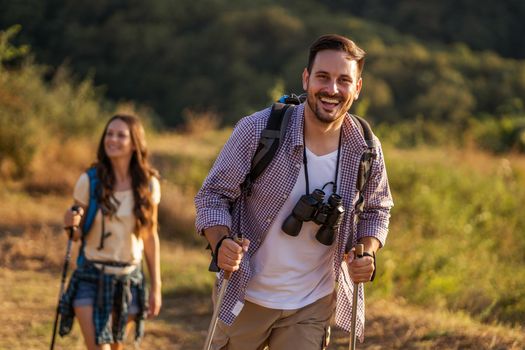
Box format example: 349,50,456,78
194,115,258,234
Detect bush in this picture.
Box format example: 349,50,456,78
468,115,525,153
0,26,109,178
374,117,454,148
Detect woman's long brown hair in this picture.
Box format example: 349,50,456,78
94,114,159,238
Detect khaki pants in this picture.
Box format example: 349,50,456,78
211,292,335,350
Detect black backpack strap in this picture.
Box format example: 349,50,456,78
240,102,295,196
345,115,378,255
350,114,377,149
210,101,296,272
350,114,378,209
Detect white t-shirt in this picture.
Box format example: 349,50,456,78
74,173,161,274
245,147,339,309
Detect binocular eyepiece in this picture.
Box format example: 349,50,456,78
281,189,344,245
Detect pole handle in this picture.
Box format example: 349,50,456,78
355,244,364,259
223,237,244,281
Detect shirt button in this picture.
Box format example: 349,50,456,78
282,194,287,199
266,218,272,223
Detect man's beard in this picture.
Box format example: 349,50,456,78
306,92,348,124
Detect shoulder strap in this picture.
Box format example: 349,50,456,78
82,167,99,235
350,114,377,149
240,102,296,196
77,167,99,266
349,114,378,213
345,115,378,254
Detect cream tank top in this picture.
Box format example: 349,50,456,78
73,173,161,275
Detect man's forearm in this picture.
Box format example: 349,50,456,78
204,225,230,254
358,236,381,255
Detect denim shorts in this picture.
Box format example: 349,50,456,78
73,280,140,315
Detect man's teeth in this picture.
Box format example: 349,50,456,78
320,97,339,104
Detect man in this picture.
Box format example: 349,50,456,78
195,34,393,350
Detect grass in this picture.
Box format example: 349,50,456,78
156,243,215,296
0,190,70,230
375,145,525,325
150,129,232,245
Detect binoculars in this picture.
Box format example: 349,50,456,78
281,189,345,245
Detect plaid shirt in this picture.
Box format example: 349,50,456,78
195,103,393,340
59,262,146,344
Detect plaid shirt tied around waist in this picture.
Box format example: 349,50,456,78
59,261,147,345
195,103,393,341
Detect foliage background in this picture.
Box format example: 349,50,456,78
1,0,524,133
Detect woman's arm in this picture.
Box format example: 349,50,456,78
143,203,162,317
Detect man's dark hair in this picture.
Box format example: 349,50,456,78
307,34,366,76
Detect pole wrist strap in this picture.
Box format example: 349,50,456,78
362,251,376,282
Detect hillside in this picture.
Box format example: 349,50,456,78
1,1,524,128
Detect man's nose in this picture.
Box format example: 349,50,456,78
324,79,338,95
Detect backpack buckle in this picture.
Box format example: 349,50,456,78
282,93,306,105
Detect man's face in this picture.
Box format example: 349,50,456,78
302,50,362,124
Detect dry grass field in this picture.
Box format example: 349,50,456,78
1,130,524,349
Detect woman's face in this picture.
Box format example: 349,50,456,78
104,118,135,160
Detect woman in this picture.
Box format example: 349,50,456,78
60,114,162,350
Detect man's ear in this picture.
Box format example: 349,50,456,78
302,68,309,91
354,77,363,100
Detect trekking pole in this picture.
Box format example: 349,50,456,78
50,206,80,350
349,243,364,350
203,237,243,350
